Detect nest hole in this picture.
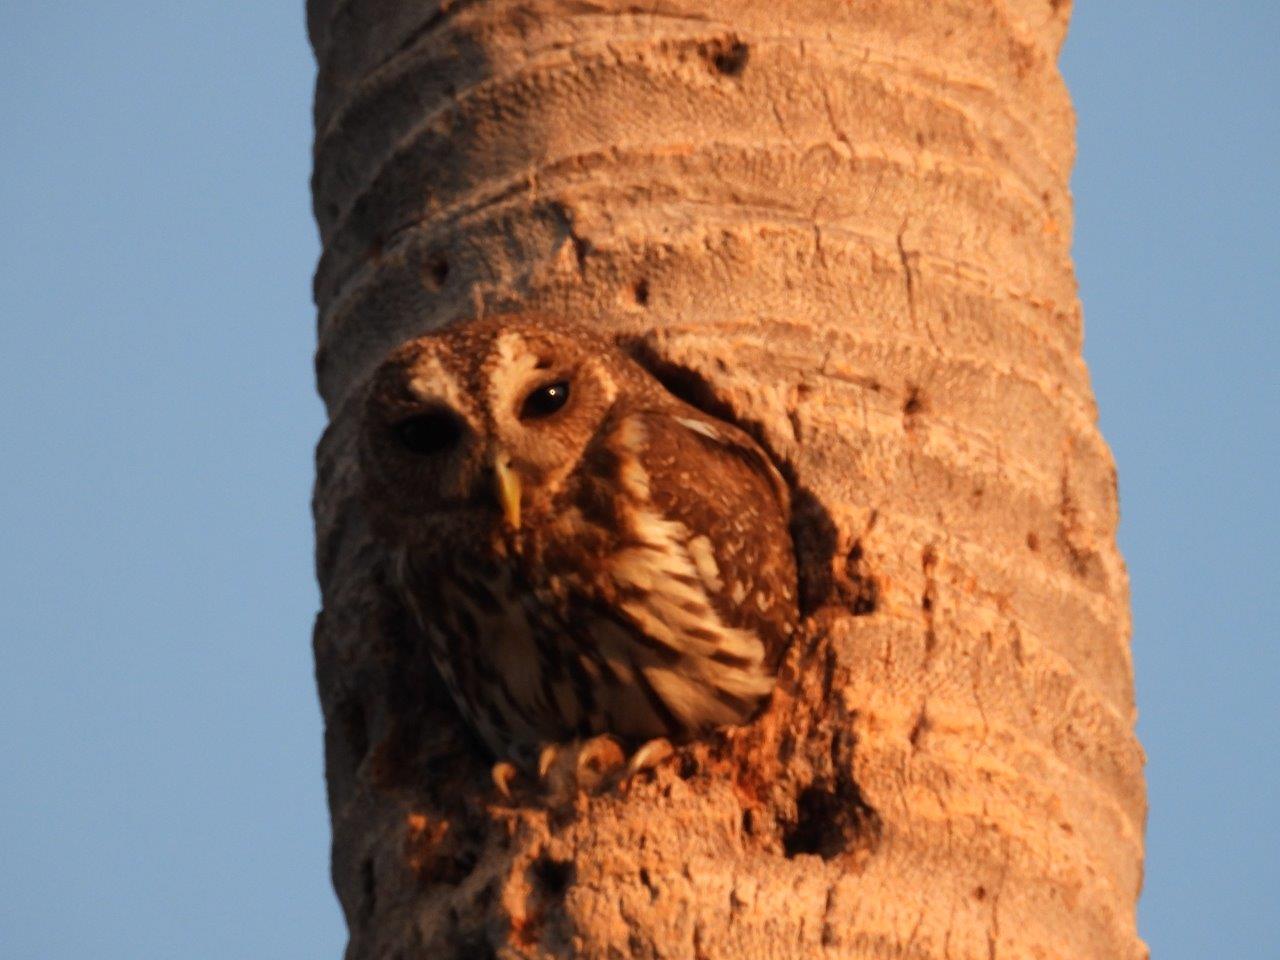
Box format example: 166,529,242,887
783,780,879,861
705,38,750,76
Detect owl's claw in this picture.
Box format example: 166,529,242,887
626,737,674,777
491,760,519,798
496,737,676,802
537,742,561,780
574,734,627,790
536,735,673,799
536,734,625,798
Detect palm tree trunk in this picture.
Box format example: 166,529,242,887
309,2,1146,957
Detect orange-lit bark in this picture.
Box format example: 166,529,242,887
309,3,1145,957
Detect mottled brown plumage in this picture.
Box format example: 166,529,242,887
359,316,798,768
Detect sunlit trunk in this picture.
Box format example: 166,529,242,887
309,2,1145,957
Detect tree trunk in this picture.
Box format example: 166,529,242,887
308,2,1146,958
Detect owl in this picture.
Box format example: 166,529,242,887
359,316,798,791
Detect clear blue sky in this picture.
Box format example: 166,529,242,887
0,5,1274,958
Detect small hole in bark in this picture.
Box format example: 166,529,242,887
423,253,449,290
677,753,700,779
532,856,575,897
784,733,880,862
849,586,880,616
783,780,879,861
903,386,926,418
844,541,879,616
1026,532,1040,551
973,885,988,901
706,39,750,76
784,787,848,859
633,278,650,306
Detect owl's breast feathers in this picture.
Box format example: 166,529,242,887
396,407,798,757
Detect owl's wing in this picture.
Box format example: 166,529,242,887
570,408,797,733
623,409,796,647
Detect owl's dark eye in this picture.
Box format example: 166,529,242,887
519,380,571,420
393,409,464,455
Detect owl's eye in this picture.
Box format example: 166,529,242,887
519,380,571,420
393,409,464,455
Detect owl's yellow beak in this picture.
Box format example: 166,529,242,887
493,453,521,529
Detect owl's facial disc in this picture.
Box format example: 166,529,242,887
486,333,617,519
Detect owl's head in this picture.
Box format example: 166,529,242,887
359,317,633,544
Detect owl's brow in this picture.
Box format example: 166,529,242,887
404,352,466,411
486,331,547,414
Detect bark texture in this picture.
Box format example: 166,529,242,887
309,2,1146,957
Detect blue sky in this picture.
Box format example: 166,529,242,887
1065,6,1279,952
1,4,1275,958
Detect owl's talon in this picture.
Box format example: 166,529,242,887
626,737,674,776
574,734,625,790
491,760,519,798
537,743,560,780
533,735,626,799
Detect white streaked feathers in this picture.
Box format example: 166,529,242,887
610,506,765,669
604,420,775,722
